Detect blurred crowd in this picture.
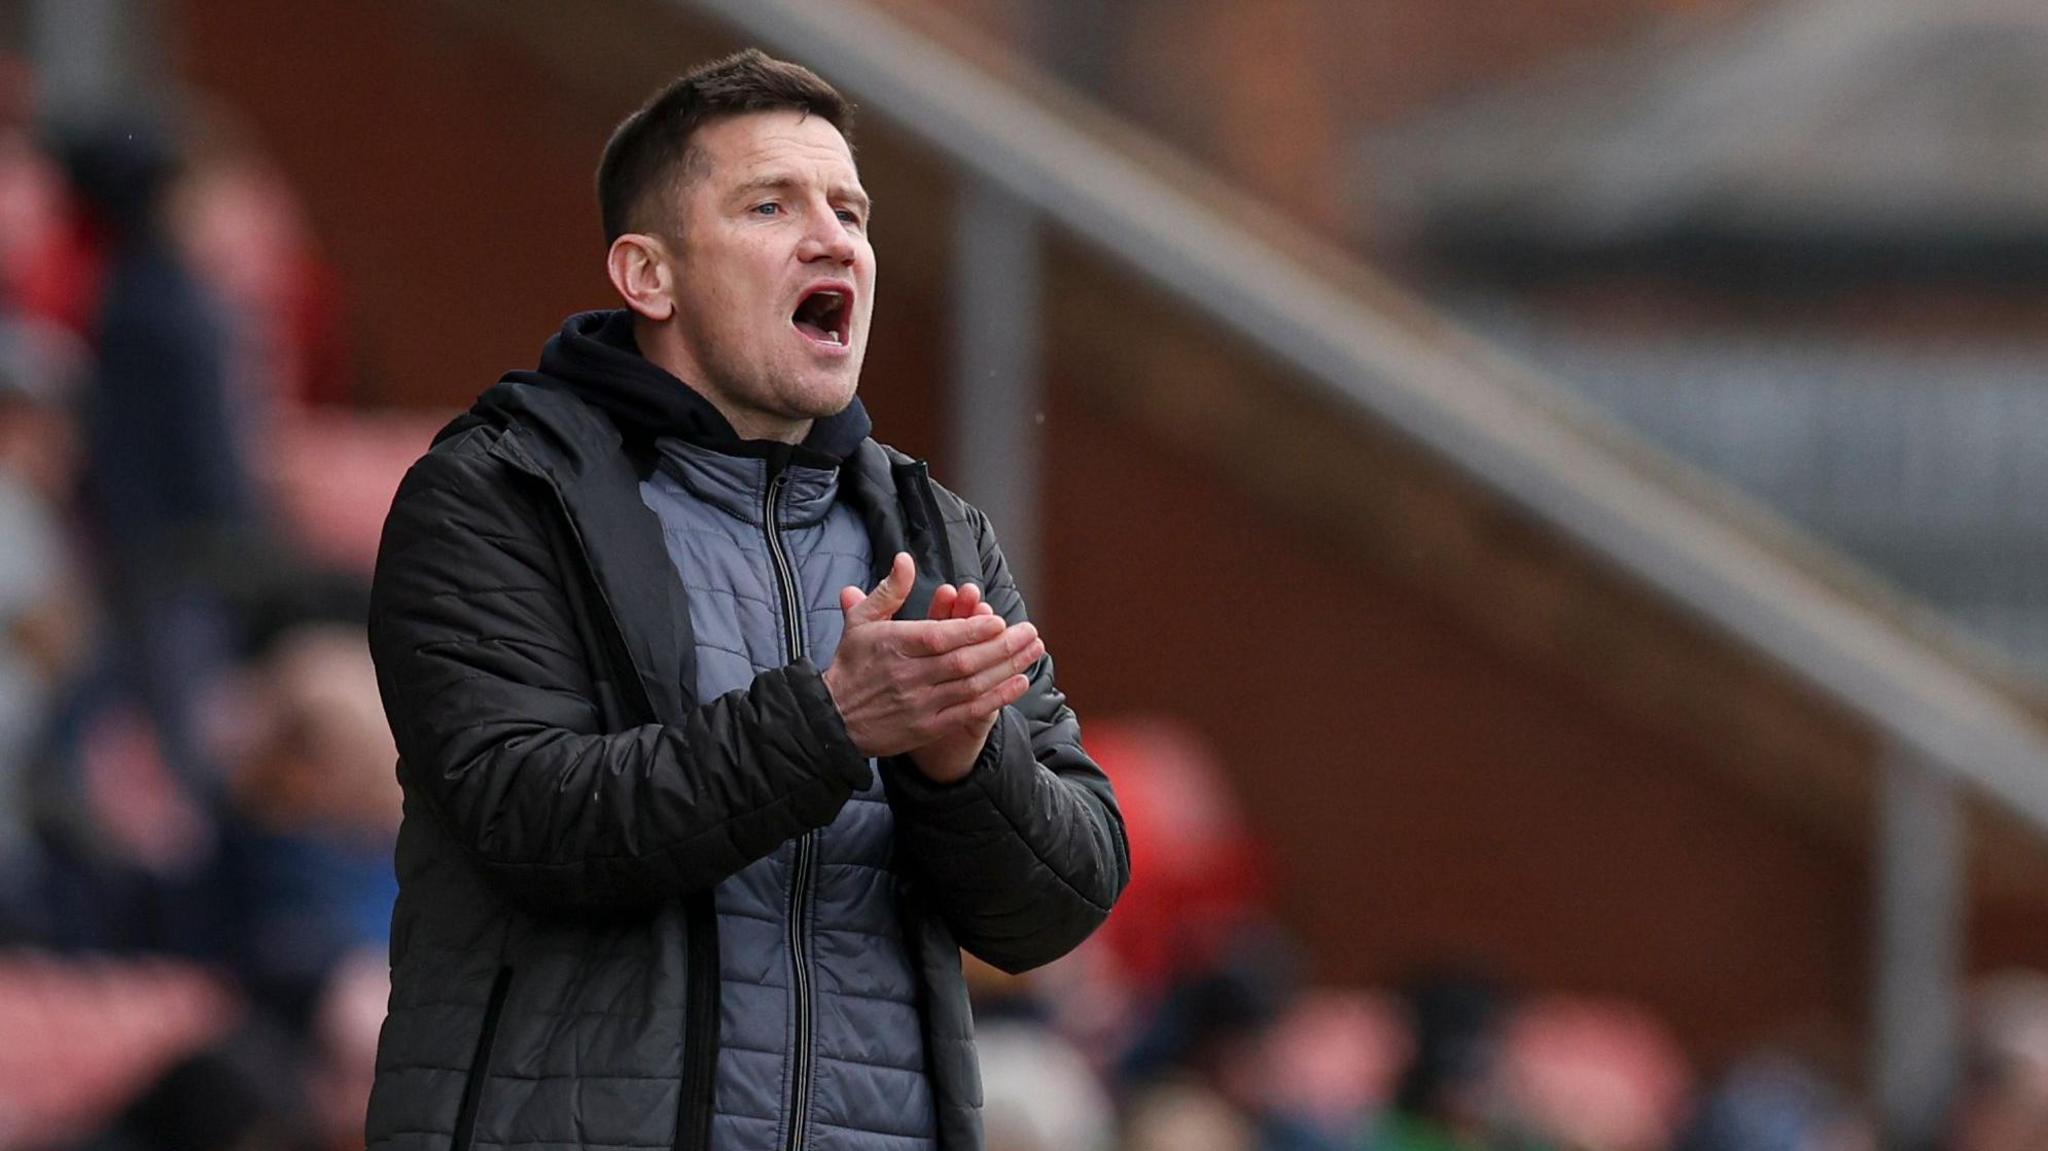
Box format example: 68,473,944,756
0,55,407,1150
973,720,2048,1151
0,52,2045,1151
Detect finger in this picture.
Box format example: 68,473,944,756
993,671,1031,707
941,584,988,623
941,637,1044,705
933,673,1031,730
900,614,1009,656
928,583,958,622
972,602,996,617
923,622,1039,682
847,552,915,625
839,585,865,613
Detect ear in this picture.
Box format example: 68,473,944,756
606,233,676,322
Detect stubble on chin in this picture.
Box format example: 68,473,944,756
789,373,861,420
784,350,865,419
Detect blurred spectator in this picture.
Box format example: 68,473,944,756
226,619,396,839
1503,995,1693,1151
1087,719,1268,1002
978,1017,1117,1151
962,948,1118,1151
1949,970,2048,1151
29,688,225,957
1054,723,1391,1151
171,118,350,413
1258,987,1409,1139
1124,979,1406,1151
63,112,262,798
1119,926,1299,1085
1124,1079,1260,1151
216,609,397,1025
1673,1054,1872,1151
1367,970,1550,1151
1119,928,1361,1151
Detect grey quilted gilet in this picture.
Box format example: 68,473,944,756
639,437,938,1151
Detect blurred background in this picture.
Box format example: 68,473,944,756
0,0,2046,1149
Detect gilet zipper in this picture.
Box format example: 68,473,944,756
763,467,819,1151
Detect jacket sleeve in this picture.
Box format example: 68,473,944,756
368,436,871,915
879,506,1131,973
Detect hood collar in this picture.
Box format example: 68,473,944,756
500,309,871,468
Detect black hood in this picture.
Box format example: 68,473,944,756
501,309,872,467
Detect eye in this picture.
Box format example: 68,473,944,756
836,208,864,227
751,201,782,216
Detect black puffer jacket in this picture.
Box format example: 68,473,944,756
363,321,1129,1151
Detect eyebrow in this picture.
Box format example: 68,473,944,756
731,174,873,217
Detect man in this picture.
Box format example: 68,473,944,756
364,49,1127,1151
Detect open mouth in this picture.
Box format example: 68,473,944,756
791,285,852,347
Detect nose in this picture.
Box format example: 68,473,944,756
797,206,857,267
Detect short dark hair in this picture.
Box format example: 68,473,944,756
597,49,854,244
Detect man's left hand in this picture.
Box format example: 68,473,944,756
907,582,1024,784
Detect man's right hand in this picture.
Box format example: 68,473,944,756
821,552,1043,758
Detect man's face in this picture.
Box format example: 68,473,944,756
661,110,875,435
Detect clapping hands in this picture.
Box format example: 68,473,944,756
821,553,1044,782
